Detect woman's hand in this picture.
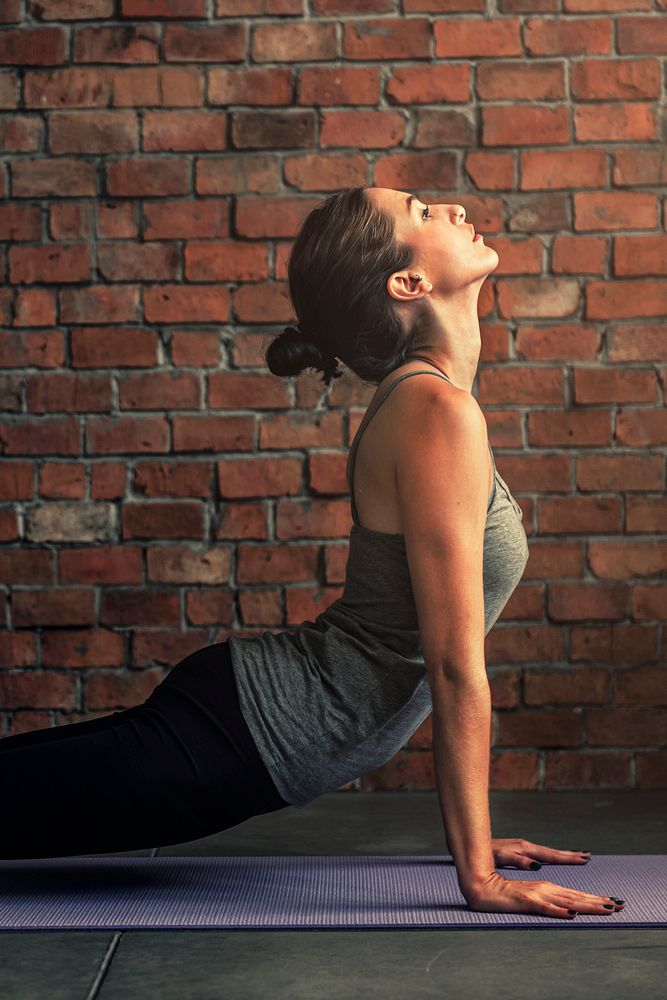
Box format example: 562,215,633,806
491,837,591,870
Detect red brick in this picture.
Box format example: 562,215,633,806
0,461,33,500
613,147,666,187
579,102,657,142
627,496,667,533
133,460,212,497
26,373,111,413
143,111,227,152
588,538,667,584
172,414,254,453
0,629,37,668
299,65,381,106
0,203,41,240
208,67,291,106
24,68,112,108
483,105,569,146
47,208,89,248
38,461,85,498
12,588,95,627
607,323,667,363
28,0,113,17
120,502,204,539
71,327,158,368
111,66,203,107
0,330,64,368
163,23,246,62
59,546,143,585
374,150,458,194
144,284,230,323
131,629,210,668
121,0,206,17
521,148,606,191
575,367,658,405
186,589,235,627
232,109,315,150
237,542,318,584
615,236,667,278
73,25,159,64
414,108,475,149
0,548,52,584
587,279,667,320
586,706,667,747
345,17,432,59
618,15,667,55
0,114,43,151
9,244,92,284
184,241,268,282
276,153,367,193
433,17,521,57
83,669,165,710
11,157,96,197
576,453,662,492
143,199,228,239
97,242,179,281
41,629,124,668
476,61,564,102
527,408,611,447
0,417,79,455
170,329,221,366
386,64,470,107
147,545,231,584
253,21,336,62
60,285,140,324
544,751,630,789
14,288,56,326
0,28,66,65
86,415,169,454
633,583,667,621
551,237,607,276
91,461,127,499
236,587,281,628
118,371,199,410
0,71,17,108
96,201,137,239
571,58,660,102
320,110,404,150
0,671,76,710
525,16,613,57
48,110,137,154
106,157,190,197
538,496,622,536
100,589,180,627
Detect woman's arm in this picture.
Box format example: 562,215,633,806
394,381,494,897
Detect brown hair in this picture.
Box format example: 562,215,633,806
264,186,425,389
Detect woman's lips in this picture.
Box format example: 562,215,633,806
473,233,482,242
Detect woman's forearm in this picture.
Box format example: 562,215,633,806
430,672,495,899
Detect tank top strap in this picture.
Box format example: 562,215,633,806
347,368,457,526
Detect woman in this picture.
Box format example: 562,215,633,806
1,187,624,920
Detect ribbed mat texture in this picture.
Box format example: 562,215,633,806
0,855,664,931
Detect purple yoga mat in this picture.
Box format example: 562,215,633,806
0,854,663,931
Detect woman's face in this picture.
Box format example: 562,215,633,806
365,187,498,300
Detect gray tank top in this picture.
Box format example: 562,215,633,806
228,368,529,809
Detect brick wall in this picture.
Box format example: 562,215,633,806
0,2,666,793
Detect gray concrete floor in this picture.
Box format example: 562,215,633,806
1,790,665,1000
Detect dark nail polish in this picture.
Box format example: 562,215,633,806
568,909,578,915
609,897,625,904
603,904,614,909
530,861,541,870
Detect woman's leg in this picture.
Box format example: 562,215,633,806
0,641,289,859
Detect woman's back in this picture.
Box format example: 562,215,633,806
227,368,529,810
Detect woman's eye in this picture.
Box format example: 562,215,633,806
422,206,431,220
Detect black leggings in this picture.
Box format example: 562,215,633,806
0,640,290,860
